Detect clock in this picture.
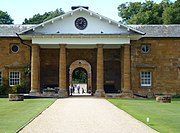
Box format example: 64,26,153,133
75,17,88,30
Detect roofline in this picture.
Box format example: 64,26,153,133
128,24,180,26
0,36,18,38
18,7,145,35
140,36,180,39
20,33,133,35
18,34,136,39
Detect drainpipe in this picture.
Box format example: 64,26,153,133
16,33,32,92
16,33,32,61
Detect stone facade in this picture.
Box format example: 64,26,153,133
104,49,121,93
0,7,179,97
39,48,121,95
0,37,30,91
40,49,59,88
131,38,180,96
69,60,92,93
0,36,180,97
0,38,30,68
67,49,97,93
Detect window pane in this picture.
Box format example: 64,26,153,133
141,45,150,53
11,45,19,53
140,71,152,87
9,71,20,86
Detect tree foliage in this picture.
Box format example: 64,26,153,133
162,0,180,24
118,0,180,24
22,8,64,24
72,69,87,84
0,10,14,24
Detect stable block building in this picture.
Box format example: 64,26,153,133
0,7,180,97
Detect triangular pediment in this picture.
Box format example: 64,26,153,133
19,7,144,36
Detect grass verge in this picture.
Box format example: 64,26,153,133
0,98,56,133
108,98,180,133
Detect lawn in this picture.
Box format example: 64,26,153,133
0,98,56,133
108,98,180,133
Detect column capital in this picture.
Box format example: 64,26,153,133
123,44,130,47
31,44,40,47
59,44,66,48
96,44,104,48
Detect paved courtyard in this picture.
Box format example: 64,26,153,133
19,97,158,133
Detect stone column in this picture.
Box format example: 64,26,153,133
95,44,105,97
121,47,124,91
121,45,132,97
30,45,40,95
88,71,92,93
69,68,72,87
59,44,68,97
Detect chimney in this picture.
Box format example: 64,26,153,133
71,6,89,10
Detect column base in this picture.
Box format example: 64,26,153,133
121,90,133,98
30,89,40,96
94,89,105,97
58,89,68,98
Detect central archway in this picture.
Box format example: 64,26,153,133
69,60,92,95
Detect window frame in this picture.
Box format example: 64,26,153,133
140,71,152,87
9,71,20,86
10,44,19,54
141,44,151,54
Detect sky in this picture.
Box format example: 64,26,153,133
0,0,175,24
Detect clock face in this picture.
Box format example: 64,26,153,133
75,17,88,30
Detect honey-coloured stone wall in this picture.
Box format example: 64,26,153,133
131,38,180,96
104,49,121,93
40,49,59,88
0,37,30,84
67,49,97,93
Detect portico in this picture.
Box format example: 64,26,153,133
29,44,132,97
18,6,143,97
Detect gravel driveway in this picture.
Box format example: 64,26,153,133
19,97,158,133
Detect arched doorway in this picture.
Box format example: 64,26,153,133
69,60,92,95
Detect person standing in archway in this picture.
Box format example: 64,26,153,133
69,85,71,96
77,84,80,94
82,88,85,94
72,85,75,93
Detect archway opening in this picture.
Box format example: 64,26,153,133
69,60,92,96
71,68,88,95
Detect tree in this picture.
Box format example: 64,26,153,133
72,69,87,84
127,1,163,24
118,2,141,23
162,0,180,24
117,0,180,24
0,10,14,24
22,8,64,24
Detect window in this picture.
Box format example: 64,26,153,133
11,44,19,53
0,72,1,84
141,44,150,53
140,71,152,87
9,71,20,86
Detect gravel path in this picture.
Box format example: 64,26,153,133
19,97,158,133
